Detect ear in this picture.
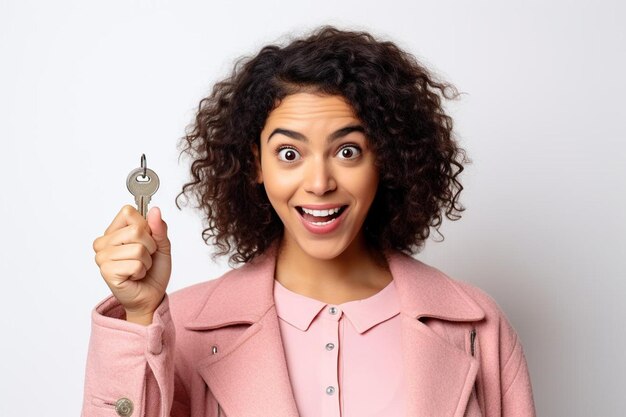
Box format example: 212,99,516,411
251,143,263,184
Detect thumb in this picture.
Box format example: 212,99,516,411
147,206,171,254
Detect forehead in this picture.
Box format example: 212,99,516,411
264,93,359,124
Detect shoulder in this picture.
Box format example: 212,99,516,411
442,272,534,408
449,277,508,324
393,249,510,325
417,259,521,346
444,273,524,361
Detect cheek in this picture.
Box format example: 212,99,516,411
352,165,379,204
259,152,286,197
262,167,299,207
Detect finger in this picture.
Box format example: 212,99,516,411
147,207,171,255
98,243,153,272
104,205,150,236
100,259,146,287
95,223,158,254
100,259,148,288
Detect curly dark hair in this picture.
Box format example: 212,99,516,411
175,25,471,266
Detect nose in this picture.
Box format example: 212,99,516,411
303,157,336,196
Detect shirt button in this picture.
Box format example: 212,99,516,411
328,306,338,315
326,386,336,395
115,398,134,416
325,342,335,351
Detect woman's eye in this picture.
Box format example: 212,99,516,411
337,145,362,160
276,147,301,162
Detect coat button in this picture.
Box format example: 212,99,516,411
325,342,335,351
326,386,336,395
328,306,338,315
115,398,134,416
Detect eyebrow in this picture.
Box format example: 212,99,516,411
267,124,365,144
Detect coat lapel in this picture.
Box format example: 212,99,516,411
184,242,485,417
386,251,485,416
184,241,298,417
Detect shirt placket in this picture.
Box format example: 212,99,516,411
322,304,342,417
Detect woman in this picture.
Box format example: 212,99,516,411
83,26,536,417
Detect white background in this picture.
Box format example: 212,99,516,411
1,1,625,415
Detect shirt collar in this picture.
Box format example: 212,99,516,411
273,278,400,334
184,240,485,331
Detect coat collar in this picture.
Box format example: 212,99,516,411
184,240,484,330
183,240,485,417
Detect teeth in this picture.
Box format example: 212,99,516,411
309,218,338,226
301,206,343,217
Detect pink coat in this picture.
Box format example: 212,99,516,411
81,242,536,417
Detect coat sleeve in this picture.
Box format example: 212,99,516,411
498,312,536,417
81,293,190,417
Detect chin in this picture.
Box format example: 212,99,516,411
295,236,353,261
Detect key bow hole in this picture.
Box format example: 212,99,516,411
136,174,151,183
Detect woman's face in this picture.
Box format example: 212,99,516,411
255,92,379,260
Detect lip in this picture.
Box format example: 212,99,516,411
296,205,349,235
297,203,348,210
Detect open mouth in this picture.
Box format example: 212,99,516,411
296,205,348,225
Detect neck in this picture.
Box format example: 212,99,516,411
273,233,392,304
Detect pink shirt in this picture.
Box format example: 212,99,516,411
273,278,406,417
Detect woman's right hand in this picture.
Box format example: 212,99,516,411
92,205,172,325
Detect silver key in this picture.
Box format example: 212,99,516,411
126,154,160,218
